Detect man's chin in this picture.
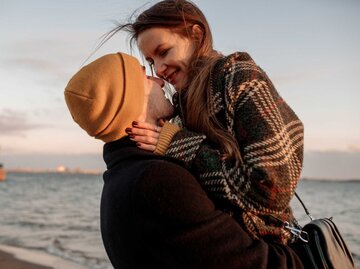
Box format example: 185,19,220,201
164,108,175,121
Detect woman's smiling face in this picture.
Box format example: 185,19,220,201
137,27,195,91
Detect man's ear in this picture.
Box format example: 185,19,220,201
191,24,204,43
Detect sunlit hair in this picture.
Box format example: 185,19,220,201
99,0,241,163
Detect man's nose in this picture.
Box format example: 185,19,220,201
148,76,165,88
154,77,165,88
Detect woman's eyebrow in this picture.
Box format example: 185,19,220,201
152,43,165,56
145,43,165,62
145,56,153,62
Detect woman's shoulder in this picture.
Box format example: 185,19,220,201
212,52,265,85
225,51,254,62
224,52,261,73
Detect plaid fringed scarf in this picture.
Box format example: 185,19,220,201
167,52,304,244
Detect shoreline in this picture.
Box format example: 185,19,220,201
0,244,88,269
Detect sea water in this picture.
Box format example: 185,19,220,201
0,172,359,269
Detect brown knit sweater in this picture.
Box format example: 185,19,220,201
156,52,304,244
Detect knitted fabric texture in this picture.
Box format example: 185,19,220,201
64,53,144,142
165,52,304,244
154,121,181,155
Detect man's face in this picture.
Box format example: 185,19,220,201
141,67,174,123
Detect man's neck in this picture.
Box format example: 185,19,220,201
136,115,157,126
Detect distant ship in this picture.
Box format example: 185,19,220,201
0,163,6,181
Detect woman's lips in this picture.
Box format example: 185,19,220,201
167,70,179,85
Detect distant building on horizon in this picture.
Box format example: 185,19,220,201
0,163,6,181
56,165,69,173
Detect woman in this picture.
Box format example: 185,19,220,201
107,0,304,244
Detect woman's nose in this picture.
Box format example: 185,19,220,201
154,61,167,79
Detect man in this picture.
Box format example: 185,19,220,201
64,53,305,269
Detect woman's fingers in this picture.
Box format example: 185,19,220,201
135,142,156,152
125,121,163,152
128,127,160,138
132,121,162,133
129,134,158,146
126,121,162,138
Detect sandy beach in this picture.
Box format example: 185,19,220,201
0,249,51,269
0,245,88,269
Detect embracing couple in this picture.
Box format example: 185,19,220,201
65,1,306,268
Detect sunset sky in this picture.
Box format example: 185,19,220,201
1,0,359,179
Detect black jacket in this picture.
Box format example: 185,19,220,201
100,137,304,269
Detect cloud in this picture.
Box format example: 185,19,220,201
0,55,77,91
271,67,330,87
347,145,360,152
2,153,105,171
0,33,127,90
302,150,360,180
5,57,58,71
1,56,68,78
0,109,44,136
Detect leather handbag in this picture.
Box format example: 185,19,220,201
289,192,355,269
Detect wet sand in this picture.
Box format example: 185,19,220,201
0,245,88,269
0,249,52,269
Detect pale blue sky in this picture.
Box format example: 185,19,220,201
0,0,359,178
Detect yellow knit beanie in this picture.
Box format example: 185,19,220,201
64,53,144,142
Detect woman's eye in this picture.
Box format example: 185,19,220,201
160,49,169,57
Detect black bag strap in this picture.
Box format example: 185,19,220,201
283,193,311,242
295,192,314,221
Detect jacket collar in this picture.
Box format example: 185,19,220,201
103,137,184,170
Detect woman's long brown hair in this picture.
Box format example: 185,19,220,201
100,0,241,163
183,54,242,164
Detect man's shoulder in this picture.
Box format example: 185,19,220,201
133,158,216,223
106,153,199,191
138,158,199,188
133,157,193,178
104,138,187,172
